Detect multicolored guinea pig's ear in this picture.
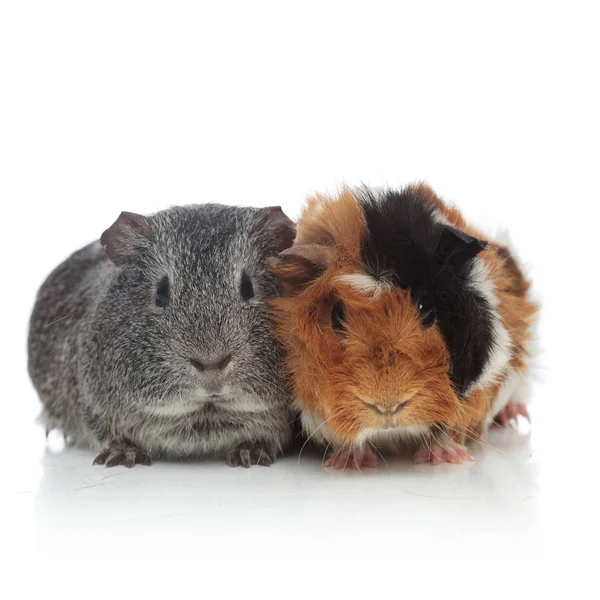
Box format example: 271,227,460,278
257,206,296,254
435,226,488,269
100,211,154,265
268,243,333,292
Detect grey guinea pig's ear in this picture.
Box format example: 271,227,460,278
435,225,488,269
257,206,296,254
100,211,154,265
267,243,333,291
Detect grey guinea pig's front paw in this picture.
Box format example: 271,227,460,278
226,440,278,468
93,440,152,468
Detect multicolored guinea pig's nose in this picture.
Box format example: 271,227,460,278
363,400,407,415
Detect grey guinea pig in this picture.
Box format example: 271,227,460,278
28,204,297,468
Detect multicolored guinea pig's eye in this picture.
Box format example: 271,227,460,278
156,275,170,308
417,292,435,326
241,272,254,301
331,300,346,332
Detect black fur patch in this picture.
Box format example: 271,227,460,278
358,187,495,396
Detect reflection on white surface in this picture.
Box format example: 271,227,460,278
18,414,542,554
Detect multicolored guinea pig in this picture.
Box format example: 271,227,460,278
269,183,538,468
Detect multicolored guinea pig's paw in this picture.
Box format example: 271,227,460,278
493,401,530,427
324,447,378,470
226,440,278,468
93,440,152,468
414,441,474,466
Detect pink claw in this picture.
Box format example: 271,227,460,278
325,447,378,470
494,401,530,427
414,442,474,466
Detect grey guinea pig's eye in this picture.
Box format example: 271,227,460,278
155,275,170,308
241,272,254,301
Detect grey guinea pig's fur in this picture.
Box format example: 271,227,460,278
28,203,297,468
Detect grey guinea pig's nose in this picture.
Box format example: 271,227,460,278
190,354,232,372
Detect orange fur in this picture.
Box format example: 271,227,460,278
270,184,538,455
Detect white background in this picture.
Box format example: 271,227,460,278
1,1,598,598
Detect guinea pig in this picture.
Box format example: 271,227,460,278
28,204,296,468
269,183,538,468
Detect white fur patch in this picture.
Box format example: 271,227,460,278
466,257,514,394
354,425,430,449
144,393,269,417
299,406,336,445
300,404,430,452
431,208,452,226
336,273,392,295
143,401,205,417
487,370,521,424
